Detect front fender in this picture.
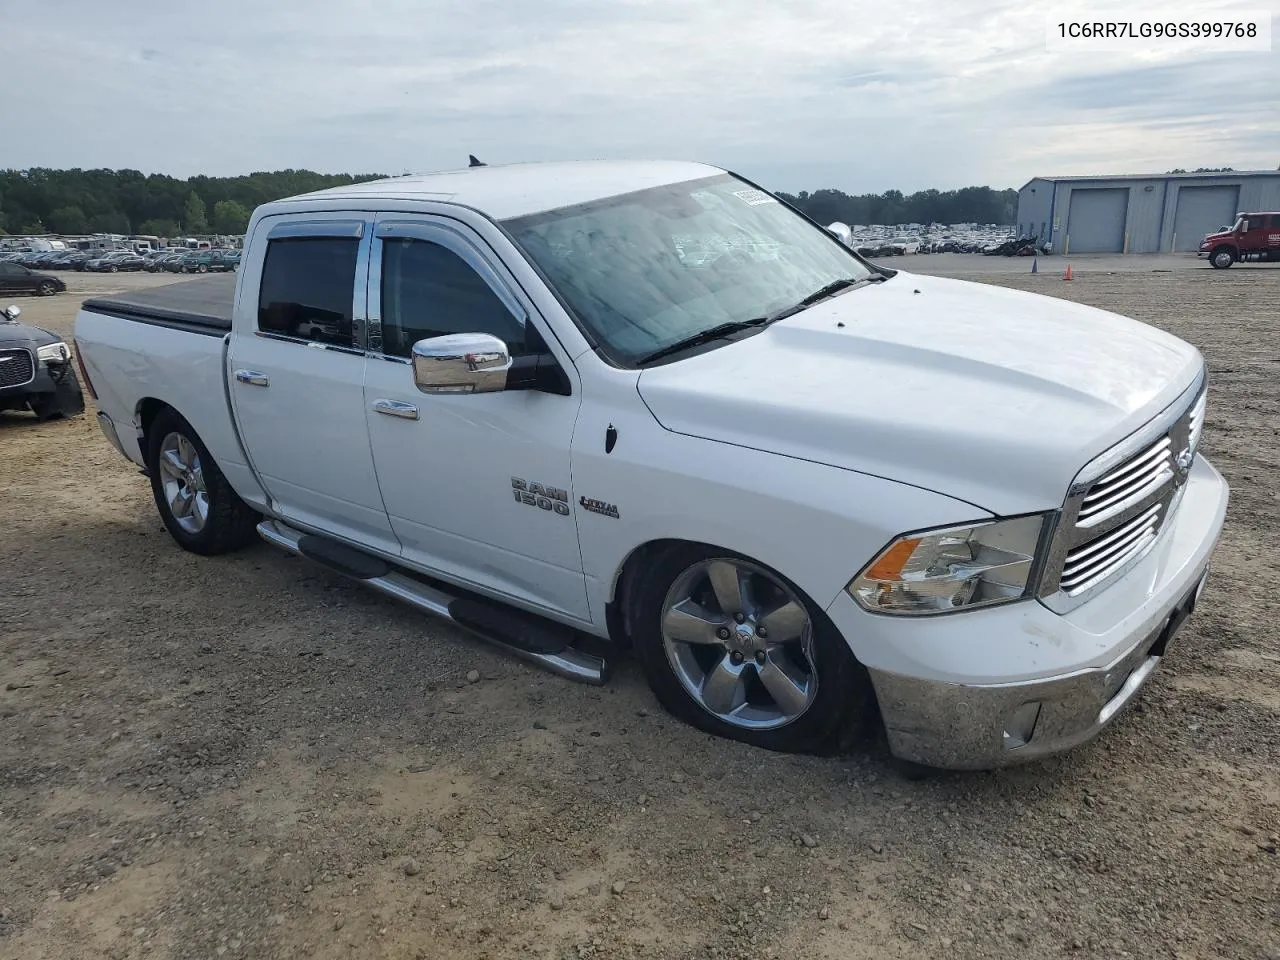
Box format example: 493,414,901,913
571,401,990,635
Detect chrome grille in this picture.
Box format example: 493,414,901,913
0,348,35,389
1076,436,1174,528
1187,391,1206,452
1060,503,1163,595
1040,377,1206,611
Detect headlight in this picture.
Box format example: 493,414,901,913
849,514,1047,615
37,342,70,363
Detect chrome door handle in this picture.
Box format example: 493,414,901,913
372,398,419,420
234,369,269,387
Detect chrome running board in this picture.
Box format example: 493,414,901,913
257,520,607,685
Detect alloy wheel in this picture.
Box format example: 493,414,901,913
660,558,818,730
157,431,209,534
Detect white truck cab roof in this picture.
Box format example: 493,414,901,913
281,159,723,220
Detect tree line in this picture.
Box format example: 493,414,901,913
0,167,1019,237
0,168,384,238
776,185,1017,227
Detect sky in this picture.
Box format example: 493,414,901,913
2,0,1277,194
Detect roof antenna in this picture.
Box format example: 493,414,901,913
468,154,486,168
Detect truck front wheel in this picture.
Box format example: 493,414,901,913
146,408,259,555
631,545,875,754
1210,247,1235,269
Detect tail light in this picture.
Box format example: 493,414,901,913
72,339,98,400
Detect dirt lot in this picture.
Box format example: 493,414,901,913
2,261,1278,960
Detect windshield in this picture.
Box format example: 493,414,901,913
504,174,876,365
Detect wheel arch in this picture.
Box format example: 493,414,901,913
606,537,859,665
136,396,174,457
607,538,695,647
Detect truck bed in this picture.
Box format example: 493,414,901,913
81,274,235,335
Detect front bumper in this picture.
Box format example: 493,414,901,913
0,360,57,405
827,455,1229,770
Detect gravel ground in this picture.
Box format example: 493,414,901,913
2,261,1278,960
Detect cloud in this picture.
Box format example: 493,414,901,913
0,0,1276,193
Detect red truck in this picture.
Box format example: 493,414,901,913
1198,212,1280,268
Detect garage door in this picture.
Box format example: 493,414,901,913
1172,185,1240,252
1066,188,1128,253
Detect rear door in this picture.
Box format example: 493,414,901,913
227,214,399,554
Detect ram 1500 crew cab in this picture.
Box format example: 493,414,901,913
74,161,1229,768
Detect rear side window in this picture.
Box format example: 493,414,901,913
1270,215,1280,229
258,237,358,347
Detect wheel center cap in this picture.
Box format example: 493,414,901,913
734,623,756,650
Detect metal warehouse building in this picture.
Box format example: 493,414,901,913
1016,170,1280,254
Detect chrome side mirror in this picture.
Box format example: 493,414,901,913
411,333,511,395
826,222,853,247
3,305,20,321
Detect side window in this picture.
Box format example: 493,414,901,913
380,238,526,359
1269,215,1280,229
257,237,358,347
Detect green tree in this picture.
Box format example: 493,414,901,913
183,191,208,234
138,218,181,238
20,221,47,235
87,212,131,234
48,205,89,234
211,199,250,235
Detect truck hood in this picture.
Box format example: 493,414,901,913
636,272,1202,515
1199,232,1232,247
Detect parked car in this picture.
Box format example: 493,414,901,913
0,304,84,419
74,160,1227,770
0,261,65,296
146,252,187,273
179,250,240,273
84,252,148,273
1198,212,1280,267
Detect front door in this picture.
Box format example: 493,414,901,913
227,215,399,553
361,215,589,621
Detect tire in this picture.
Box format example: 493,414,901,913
146,408,259,555
631,544,876,754
37,280,57,296
1210,247,1234,269
196,264,209,274
30,367,85,420
108,264,119,273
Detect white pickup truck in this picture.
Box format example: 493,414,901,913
73,160,1228,769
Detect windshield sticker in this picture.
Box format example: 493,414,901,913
732,188,778,206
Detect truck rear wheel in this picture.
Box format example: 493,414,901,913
146,408,259,555
631,544,876,754
1210,247,1235,269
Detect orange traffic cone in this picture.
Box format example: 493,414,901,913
1063,263,1074,281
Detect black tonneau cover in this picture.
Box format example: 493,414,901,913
82,275,236,335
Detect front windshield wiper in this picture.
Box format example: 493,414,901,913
636,318,770,365
635,275,887,366
761,275,887,324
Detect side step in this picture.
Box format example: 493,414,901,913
257,520,608,685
